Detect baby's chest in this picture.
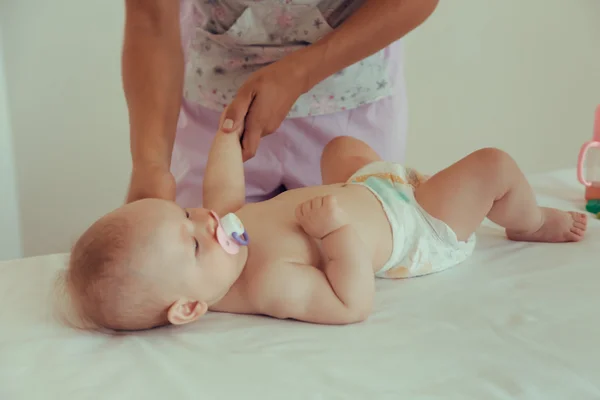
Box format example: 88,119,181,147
248,226,324,269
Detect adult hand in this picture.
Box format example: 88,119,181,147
126,163,176,203
220,53,311,162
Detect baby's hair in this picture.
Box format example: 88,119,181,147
54,214,170,332
52,268,110,333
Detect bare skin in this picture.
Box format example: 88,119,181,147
323,136,587,243
218,180,392,323
412,147,587,243
166,135,587,327
109,181,389,326
81,134,587,331
122,0,440,201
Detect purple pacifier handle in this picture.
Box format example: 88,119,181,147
232,231,249,246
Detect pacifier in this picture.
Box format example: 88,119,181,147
210,211,249,255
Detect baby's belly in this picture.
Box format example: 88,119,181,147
240,184,394,272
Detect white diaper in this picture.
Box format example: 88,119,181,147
348,161,476,279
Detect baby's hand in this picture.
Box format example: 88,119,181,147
295,195,349,239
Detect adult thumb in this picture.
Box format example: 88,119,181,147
221,90,253,133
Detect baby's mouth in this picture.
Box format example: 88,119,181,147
209,211,247,255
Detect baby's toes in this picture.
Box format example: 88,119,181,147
573,221,587,231
570,226,586,237
570,212,587,225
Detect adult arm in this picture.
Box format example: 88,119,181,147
222,0,440,160
123,0,183,202
302,0,440,90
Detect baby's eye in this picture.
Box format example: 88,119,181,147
186,210,190,219
194,238,199,254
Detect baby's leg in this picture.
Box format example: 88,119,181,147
321,136,382,185
414,148,587,242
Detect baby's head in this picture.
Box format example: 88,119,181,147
59,199,245,332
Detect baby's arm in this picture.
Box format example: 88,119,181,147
203,127,245,215
259,196,374,324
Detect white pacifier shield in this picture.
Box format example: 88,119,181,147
211,211,241,255
220,213,245,238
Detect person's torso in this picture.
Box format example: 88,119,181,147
180,0,395,117
238,183,393,283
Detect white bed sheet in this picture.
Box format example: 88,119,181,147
1,169,599,400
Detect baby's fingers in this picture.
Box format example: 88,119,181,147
295,203,304,221
322,195,337,210
310,196,324,210
302,199,315,217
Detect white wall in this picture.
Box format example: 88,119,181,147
404,0,600,173
0,25,23,261
1,0,599,258
1,1,131,258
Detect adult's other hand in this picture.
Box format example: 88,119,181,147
126,163,176,203
220,53,310,162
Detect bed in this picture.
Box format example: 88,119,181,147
1,168,598,399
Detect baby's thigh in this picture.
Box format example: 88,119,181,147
413,151,499,241
321,137,382,184
283,97,405,187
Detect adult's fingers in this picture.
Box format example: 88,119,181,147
240,124,263,161
221,88,253,133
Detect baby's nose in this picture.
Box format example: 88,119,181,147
206,211,219,235
190,209,218,236
188,208,209,221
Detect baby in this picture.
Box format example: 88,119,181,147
58,131,588,332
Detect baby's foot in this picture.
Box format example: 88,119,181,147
506,208,587,243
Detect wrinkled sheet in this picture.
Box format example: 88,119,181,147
1,169,599,399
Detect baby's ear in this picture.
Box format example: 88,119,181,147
167,298,208,325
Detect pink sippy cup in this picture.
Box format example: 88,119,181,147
577,105,600,201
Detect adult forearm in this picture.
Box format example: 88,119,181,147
122,1,183,168
302,0,439,90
